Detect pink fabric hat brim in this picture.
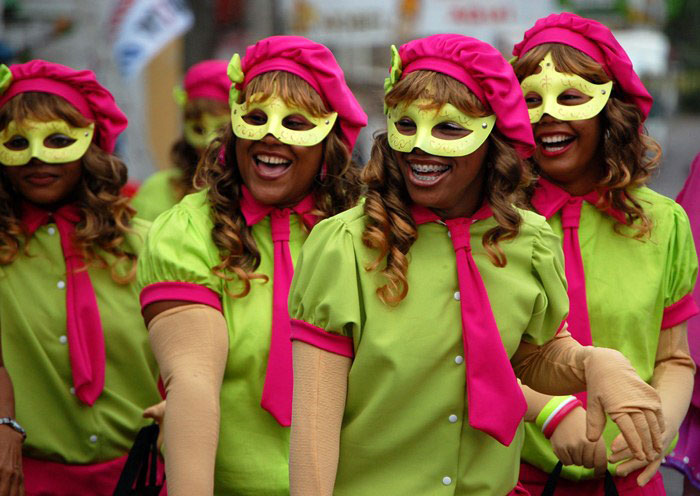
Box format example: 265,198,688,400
512,12,653,121
0,60,127,153
184,59,230,103
239,35,367,151
398,34,535,159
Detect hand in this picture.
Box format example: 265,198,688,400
607,428,672,487
583,348,664,462
549,405,607,477
143,400,166,450
0,425,24,496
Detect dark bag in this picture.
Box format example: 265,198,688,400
541,461,619,496
112,423,165,496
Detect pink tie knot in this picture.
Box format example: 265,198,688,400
445,218,472,252
270,209,291,242
561,198,584,229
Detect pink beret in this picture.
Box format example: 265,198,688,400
512,12,653,120
238,35,367,151
0,60,127,153
398,34,535,159
184,60,230,103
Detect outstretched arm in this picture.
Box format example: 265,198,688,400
512,330,664,464
290,341,350,496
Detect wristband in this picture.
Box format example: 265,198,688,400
543,397,582,439
0,417,26,440
535,396,582,439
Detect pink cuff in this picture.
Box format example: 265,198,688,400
290,319,354,358
662,293,699,329
140,281,222,312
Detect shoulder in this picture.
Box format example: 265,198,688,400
146,189,214,249
631,187,684,219
139,168,182,190
313,203,367,238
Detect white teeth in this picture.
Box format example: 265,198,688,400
409,162,449,173
256,154,290,165
541,135,573,144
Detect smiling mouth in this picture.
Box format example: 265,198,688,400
539,134,576,155
254,154,292,179
409,162,451,184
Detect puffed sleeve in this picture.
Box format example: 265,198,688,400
522,221,569,345
661,203,699,329
137,200,223,311
288,217,362,358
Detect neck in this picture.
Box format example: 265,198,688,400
431,173,485,220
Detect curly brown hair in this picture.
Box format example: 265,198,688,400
0,92,137,283
363,70,533,305
170,98,229,200
512,43,661,238
194,70,363,297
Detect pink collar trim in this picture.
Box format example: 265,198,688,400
531,178,626,224
239,185,317,229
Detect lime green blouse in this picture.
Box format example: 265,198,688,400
522,185,699,480
288,204,570,495
137,189,308,495
0,219,161,464
131,168,183,222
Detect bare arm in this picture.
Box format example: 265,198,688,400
289,341,350,496
146,303,228,495
0,336,24,496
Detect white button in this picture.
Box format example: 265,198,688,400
684,456,690,464
453,291,460,301
69,387,76,395
448,414,458,423
47,227,56,235
454,355,464,364
89,435,98,443
447,231,452,238
59,335,67,344
442,476,452,485
57,280,66,289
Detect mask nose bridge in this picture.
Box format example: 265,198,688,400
412,121,433,154
266,112,285,141
29,134,44,160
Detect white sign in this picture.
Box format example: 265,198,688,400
110,0,193,79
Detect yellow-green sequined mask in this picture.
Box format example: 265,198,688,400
0,119,95,166
520,52,613,123
184,113,230,150
387,100,495,157
231,94,337,147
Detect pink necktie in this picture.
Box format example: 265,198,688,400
22,203,105,406
239,187,316,426
412,204,527,446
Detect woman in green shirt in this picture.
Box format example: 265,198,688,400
289,34,666,496
0,60,162,495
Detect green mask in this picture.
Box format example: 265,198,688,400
184,113,230,150
520,52,613,123
0,119,95,166
231,94,338,147
387,100,496,157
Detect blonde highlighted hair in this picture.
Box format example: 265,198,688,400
195,70,362,297
512,43,661,238
362,70,533,305
0,92,137,283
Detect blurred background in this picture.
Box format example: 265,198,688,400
0,0,698,492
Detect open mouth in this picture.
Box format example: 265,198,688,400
253,153,292,179
408,162,451,185
538,134,576,156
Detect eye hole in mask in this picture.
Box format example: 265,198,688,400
387,99,495,157
0,119,95,166
184,112,230,150
520,52,613,123
231,94,337,147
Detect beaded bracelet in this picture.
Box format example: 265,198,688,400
535,396,583,439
